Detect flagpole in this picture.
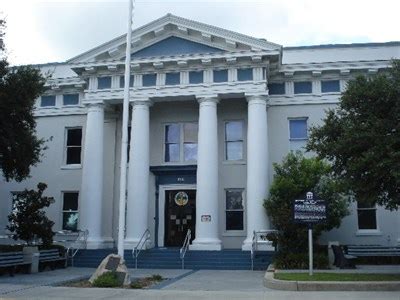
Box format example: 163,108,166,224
117,0,134,257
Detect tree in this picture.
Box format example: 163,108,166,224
0,18,46,182
264,152,349,254
307,60,400,210
7,183,55,246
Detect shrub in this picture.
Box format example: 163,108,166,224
6,183,55,246
92,272,121,288
150,274,163,281
273,252,329,269
130,281,143,289
264,152,350,254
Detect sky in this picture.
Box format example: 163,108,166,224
1,0,400,65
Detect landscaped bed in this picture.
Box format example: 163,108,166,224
274,273,400,282
65,273,165,289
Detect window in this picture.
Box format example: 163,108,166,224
165,72,180,85
63,94,79,106
189,71,203,84
268,83,285,95
294,81,312,94
225,189,244,231
143,74,157,87
321,80,340,93
164,123,198,162
357,202,377,230
225,121,244,161
62,192,79,231
120,75,134,88
213,69,228,83
237,68,253,81
65,128,82,165
41,95,56,107
97,76,111,89
289,118,308,151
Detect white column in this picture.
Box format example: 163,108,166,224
242,94,271,251
125,100,151,248
190,96,222,251
80,102,105,249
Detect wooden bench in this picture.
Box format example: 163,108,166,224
0,252,30,276
39,249,67,271
347,245,400,257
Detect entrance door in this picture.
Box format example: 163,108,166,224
164,190,196,247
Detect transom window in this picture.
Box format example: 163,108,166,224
225,121,244,161
189,71,203,84
62,192,79,231
213,69,228,83
237,68,253,81
357,202,377,230
321,80,340,93
143,74,157,87
97,76,111,89
65,128,82,165
120,75,134,88
294,81,312,94
63,94,79,106
164,123,198,162
41,95,56,107
225,189,244,231
165,72,180,85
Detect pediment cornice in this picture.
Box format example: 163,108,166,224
67,14,282,64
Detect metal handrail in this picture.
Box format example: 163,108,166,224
180,229,191,269
132,229,150,269
64,229,89,267
251,229,278,270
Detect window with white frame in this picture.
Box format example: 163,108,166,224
63,94,79,106
65,128,82,165
289,118,308,151
225,189,244,231
357,202,377,230
164,123,198,162
225,121,244,161
40,95,56,107
62,192,79,231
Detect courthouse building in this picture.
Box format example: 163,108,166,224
0,14,399,250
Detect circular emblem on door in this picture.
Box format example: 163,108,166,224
174,191,189,206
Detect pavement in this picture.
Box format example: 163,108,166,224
0,267,399,299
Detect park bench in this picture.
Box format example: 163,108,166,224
39,249,67,271
0,251,30,276
331,245,356,269
347,245,400,257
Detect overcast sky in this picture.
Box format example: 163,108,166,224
2,0,400,65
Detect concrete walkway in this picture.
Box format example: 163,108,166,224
0,268,399,299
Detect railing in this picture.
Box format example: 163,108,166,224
55,229,89,267
251,229,277,270
132,229,150,269
180,229,191,269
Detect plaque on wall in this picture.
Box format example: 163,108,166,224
201,215,211,222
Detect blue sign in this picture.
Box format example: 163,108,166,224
293,192,326,224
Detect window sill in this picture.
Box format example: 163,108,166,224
355,230,382,236
61,164,82,170
222,231,246,237
222,160,246,165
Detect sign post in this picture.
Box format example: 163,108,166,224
293,191,326,276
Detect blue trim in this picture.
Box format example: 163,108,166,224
132,36,223,58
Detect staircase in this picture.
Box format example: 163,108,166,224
72,248,273,270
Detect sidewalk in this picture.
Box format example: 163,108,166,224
0,267,399,299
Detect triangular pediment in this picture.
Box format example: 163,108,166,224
131,36,224,58
68,14,282,64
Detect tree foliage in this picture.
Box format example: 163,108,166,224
307,60,400,210
0,18,46,182
264,152,349,254
7,183,55,246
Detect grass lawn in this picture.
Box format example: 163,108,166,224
274,273,400,282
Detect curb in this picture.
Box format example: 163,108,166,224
264,272,400,291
